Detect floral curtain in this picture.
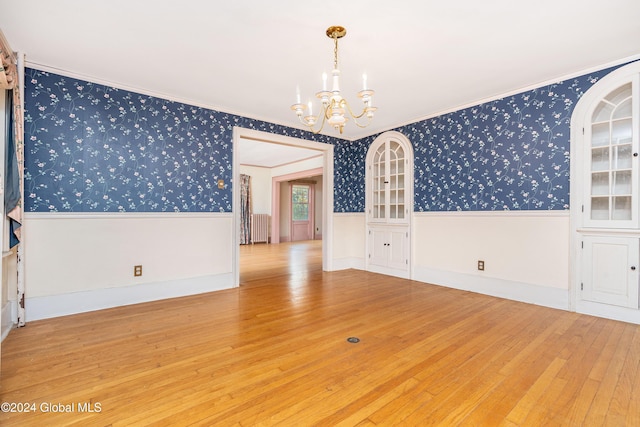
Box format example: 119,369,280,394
0,45,16,90
1,33,25,326
239,174,252,245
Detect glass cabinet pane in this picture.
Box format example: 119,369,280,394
613,196,632,220
613,98,632,120
593,101,614,123
613,144,632,170
587,81,635,225
591,123,610,147
613,171,632,195
612,118,632,145
605,83,632,105
591,147,609,171
591,197,609,220
591,172,609,195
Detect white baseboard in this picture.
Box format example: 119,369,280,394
367,264,410,279
1,300,14,342
331,257,365,271
576,301,640,325
413,266,570,311
25,273,235,322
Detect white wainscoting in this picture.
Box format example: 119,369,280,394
25,272,234,321
1,301,13,341
331,213,366,270
412,210,571,310
23,212,235,321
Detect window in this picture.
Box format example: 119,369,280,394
292,185,310,221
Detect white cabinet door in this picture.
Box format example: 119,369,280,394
368,226,409,277
388,228,408,271
582,235,639,308
369,227,389,267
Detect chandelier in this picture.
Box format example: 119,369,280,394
291,26,376,134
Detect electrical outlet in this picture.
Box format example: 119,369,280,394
477,260,485,271
134,265,143,277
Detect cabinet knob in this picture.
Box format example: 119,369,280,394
632,266,636,271
634,153,639,157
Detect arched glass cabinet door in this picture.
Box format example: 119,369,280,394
370,137,408,222
585,78,638,228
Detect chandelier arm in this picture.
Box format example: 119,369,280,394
296,106,329,134
343,99,369,119
342,100,376,128
315,108,329,133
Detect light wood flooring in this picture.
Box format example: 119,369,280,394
1,240,639,426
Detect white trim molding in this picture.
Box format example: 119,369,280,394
24,212,233,220
25,273,234,322
414,266,570,311
233,127,335,284
413,210,570,218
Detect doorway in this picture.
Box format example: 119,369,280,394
232,128,334,286
291,183,314,241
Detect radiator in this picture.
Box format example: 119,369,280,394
251,214,270,244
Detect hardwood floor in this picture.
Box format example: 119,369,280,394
1,240,639,426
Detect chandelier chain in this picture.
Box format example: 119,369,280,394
333,34,339,70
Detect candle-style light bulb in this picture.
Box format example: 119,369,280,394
308,100,313,116
296,86,301,104
322,72,327,91
362,73,367,90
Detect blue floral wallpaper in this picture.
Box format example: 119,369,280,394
332,139,369,212
24,63,630,214
24,69,341,212
400,67,618,211
321,63,619,213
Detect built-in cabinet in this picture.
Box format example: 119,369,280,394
366,132,413,278
572,62,640,320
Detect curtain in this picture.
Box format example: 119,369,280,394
1,34,25,326
5,92,21,248
0,47,16,90
239,174,252,245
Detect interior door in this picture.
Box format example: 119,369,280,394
291,184,313,241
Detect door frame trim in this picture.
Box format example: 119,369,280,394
271,167,323,243
232,128,334,285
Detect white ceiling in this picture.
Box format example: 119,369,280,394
238,137,322,168
1,1,640,157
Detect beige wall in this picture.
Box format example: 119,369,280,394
239,165,272,215
22,213,234,320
